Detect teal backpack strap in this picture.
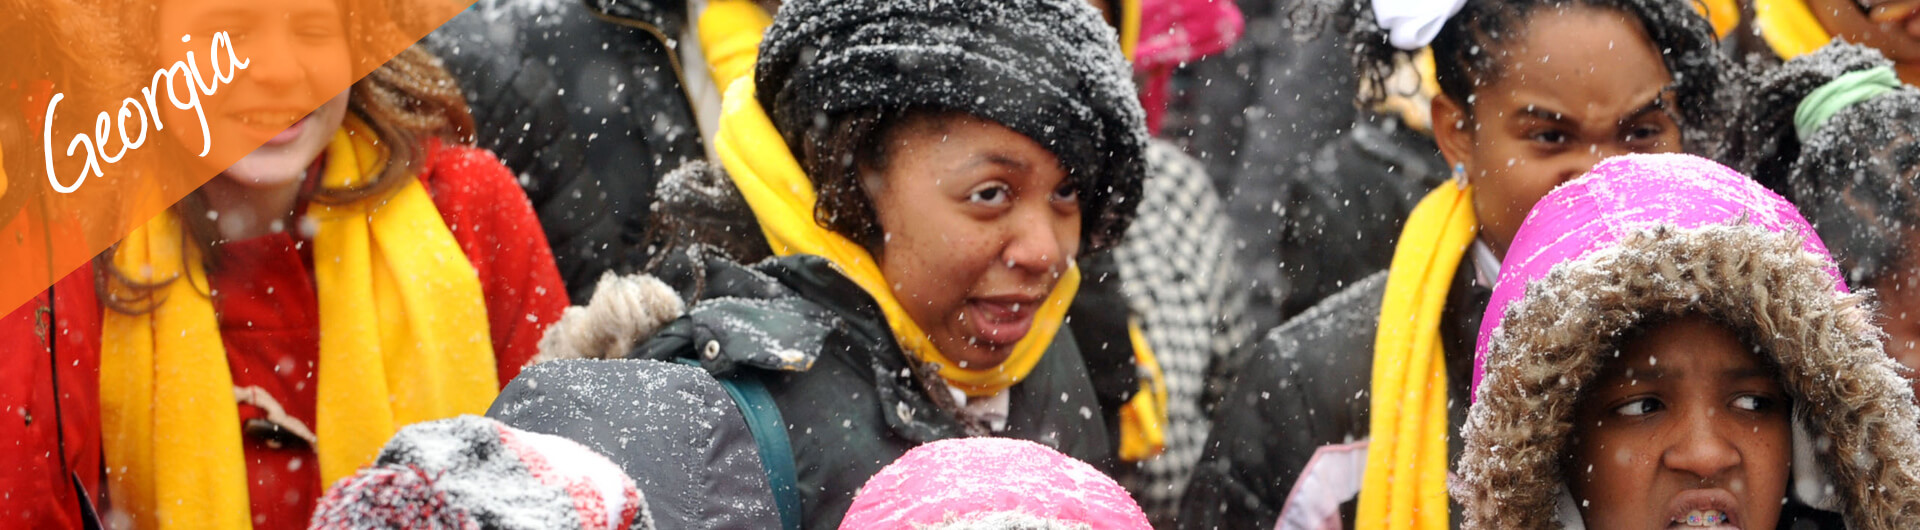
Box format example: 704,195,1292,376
676,359,802,530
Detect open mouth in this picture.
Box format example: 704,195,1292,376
1665,490,1741,530
1671,509,1733,528
963,297,1041,349
1867,0,1920,36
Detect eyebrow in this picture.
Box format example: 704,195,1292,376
1615,95,1670,127
1617,364,1773,384
1516,105,1567,124
959,153,1031,173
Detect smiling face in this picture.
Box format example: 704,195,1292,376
1431,6,1684,257
865,112,1081,370
155,0,354,188
1567,314,1792,530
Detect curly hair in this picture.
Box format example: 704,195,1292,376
1721,43,1920,288
1308,0,1727,152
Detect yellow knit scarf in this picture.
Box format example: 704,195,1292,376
1754,0,1834,59
1356,183,1477,530
101,118,500,530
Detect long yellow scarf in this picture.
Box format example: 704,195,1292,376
1754,0,1833,59
714,79,1078,397
101,118,500,530
1356,183,1477,530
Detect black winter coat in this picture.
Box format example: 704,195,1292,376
1180,262,1485,530
633,254,1117,529
425,0,705,303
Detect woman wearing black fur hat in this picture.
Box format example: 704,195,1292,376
517,0,1148,527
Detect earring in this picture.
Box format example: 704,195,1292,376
1453,163,1469,190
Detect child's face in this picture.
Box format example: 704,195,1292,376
866,113,1080,370
1869,235,1920,400
1431,6,1683,258
1567,315,1791,530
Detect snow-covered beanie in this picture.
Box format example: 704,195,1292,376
839,438,1151,530
310,416,653,530
754,0,1148,252
1456,154,1920,528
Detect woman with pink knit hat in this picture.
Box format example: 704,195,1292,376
841,437,1151,530
1456,153,1920,529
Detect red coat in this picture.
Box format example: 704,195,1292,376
0,142,569,529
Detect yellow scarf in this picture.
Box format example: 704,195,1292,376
1697,0,1741,39
697,0,774,91
1356,183,1477,530
715,78,1078,397
1754,0,1833,59
101,118,500,530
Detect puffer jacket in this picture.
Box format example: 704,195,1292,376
1458,154,1920,529
1180,259,1486,530
424,0,705,303
630,253,1117,529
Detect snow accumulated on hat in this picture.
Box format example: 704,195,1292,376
310,415,652,530
840,438,1151,530
754,0,1148,252
1456,153,1920,528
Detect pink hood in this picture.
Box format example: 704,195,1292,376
839,438,1151,529
1470,153,1843,394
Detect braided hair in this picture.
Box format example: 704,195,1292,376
1722,43,1920,287
1313,0,1727,152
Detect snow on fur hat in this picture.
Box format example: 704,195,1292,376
310,415,653,530
1457,153,1920,528
839,437,1151,529
755,0,1148,252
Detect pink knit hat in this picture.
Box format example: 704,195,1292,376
839,438,1150,529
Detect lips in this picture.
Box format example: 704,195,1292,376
963,296,1042,348
1868,0,1920,37
1665,489,1741,530
230,108,315,146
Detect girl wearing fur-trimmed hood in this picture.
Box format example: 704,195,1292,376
1457,153,1920,529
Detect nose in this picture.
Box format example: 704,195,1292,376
239,27,308,92
1560,143,1635,185
1000,207,1072,277
1661,411,1743,481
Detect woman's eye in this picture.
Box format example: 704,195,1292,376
1613,398,1663,417
1530,130,1570,145
968,184,1010,206
1732,395,1773,412
1625,125,1665,142
1051,184,1079,203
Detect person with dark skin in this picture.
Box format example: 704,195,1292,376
1457,153,1920,529
1180,0,1726,527
1721,42,1920,401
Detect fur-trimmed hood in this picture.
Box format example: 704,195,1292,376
1457,154,1920,528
